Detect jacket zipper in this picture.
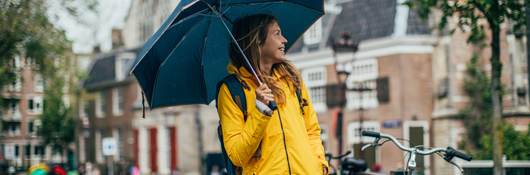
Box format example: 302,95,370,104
277,111,292,175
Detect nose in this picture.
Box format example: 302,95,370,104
281,35,288,45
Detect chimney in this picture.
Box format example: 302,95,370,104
111,28,124,49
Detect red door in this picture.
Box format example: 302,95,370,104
149,128,158,173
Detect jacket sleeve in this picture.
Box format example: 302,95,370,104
217,84,272,167
301,82,330,171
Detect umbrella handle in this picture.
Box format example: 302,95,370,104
268,101,278,111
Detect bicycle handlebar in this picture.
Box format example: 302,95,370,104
361,131,472,161
361,130,380,138
446,146,473,161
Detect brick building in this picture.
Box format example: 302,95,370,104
0,57,49,172
287,0,529,174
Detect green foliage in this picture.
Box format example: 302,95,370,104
0,0,97,100
406,0,528,164
0,0,70,80
38,72,76,151
0,0,95,151
501,124,530,160
470,124,530,160
405,0,525,46
458,55,530,160
458,55,493,149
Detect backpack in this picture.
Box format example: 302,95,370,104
215,74,306,175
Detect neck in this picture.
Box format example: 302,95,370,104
260,59,274,76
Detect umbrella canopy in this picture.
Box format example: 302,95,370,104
28,163,49,175
131,0,324,108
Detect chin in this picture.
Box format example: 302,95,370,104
274,57,286,63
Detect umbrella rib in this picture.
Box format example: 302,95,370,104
200,0,264,85
131,9,210,74
225,2,324,51
150,17,210,107
199,17,214,103
168,9,210,29
130,3,200,73
195,13,219,18
218,1,323,28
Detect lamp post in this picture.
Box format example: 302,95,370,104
330,32,375,161
329,32,358,161
335,70,349,158
349,81,373,159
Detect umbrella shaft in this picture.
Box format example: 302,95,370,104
203,0,264,86
223,21,263,85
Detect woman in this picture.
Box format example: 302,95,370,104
217,14,329,174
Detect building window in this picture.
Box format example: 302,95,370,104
302,67,327,112
34,74,44,92
8,75,21,92
7,100,21,120
79,100,88,118
303,18,322,45
116,53,135,81
3,121,21,136
3,144,15,160
347,121,380,144
302,67,326,88
113,88,124,116
28,121,34,135
14,145,19,157
309,86,326,105
346,59,379,109
25,144,31,157
507,35,528,108
28,96,43,114
34,145,45,157
96,91,107,118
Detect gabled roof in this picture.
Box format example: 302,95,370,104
288,0,430,54
83,54,116,90
83,48,139,90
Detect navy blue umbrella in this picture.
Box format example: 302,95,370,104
131,0,324,108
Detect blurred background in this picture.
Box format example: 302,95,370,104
1,0,529,174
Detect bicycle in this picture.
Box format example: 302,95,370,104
325,151,369,175
360,130,473,175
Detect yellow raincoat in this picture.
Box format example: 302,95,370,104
217,64,329,175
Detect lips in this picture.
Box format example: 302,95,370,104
279,46,285,52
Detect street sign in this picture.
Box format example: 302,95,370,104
102,137,118,156
4,145,14,160
383,119,401,128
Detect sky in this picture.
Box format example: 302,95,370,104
47,0,132,54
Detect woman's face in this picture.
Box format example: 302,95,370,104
259,21,288,64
